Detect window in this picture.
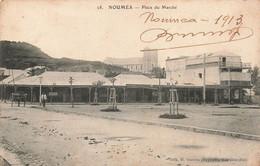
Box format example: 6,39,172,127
199,73,202,78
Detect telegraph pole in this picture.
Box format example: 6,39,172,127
109,77,117,109
203,54,206,106
158,78,162,105
11,69,17,93
69,77,74,108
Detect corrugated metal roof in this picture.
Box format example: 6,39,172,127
1,69,29,85
3,69,27,76
1,71,215,87
13,71,112,86
115,74,157,86
151,78,169,86
0,68,5,75
1,71,161,87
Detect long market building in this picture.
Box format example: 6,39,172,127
0,70,243,104
0,52,252,104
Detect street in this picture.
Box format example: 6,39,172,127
0,103,259,166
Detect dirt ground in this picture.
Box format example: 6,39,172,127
0,103,260,166
45,103,260,135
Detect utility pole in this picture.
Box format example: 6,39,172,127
2,77,6,103
39,76,42,106
203,54,206,106
69,77,74,108
11,69,17,93
158,78,162,105
228,68,231,104
109,77,117,109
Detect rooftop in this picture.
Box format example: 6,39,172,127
1,69,29,85
115,74,157,86
11,71,112,86
104,57,143,65
166,51,240,61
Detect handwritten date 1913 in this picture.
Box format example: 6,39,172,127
215,15,243,27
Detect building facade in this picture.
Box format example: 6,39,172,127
142,48,158,74
0,52,253,105
104,57,143,73
104,48,158,74
166,52,251,104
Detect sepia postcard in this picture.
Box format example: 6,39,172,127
0,0,260,165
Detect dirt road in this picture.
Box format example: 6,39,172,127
0,103,259,166
46,103,260,136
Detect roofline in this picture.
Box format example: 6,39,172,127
166,56,189,61
105,57,142,60
166,52,241,62
1,83,235,89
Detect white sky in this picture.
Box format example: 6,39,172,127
0,0,259,67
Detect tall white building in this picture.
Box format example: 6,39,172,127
142,47,158,74
104,48,158,74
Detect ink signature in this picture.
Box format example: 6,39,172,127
139,26,253,51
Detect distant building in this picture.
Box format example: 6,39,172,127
142,47,158,74
166,51,251,103
104,57,143,73
103,48,158,74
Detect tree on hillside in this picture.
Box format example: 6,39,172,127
27,69,36,76
82,66,90,72
27,68,46,77
151,67,166,78
104,67,120,78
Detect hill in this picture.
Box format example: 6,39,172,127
0,41,129,74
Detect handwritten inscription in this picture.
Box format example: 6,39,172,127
140,12,197,24
139,12,253,51
140,27,253,43
215,15,243,27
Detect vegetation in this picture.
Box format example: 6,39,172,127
250,66,259,85
27,68,46,76
0,40,128,73
248,66,259,94
100,107,121,112
151,67,166,78
159,113,187,119
151,67,166,105
104,67,120,77
92,80,105,105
